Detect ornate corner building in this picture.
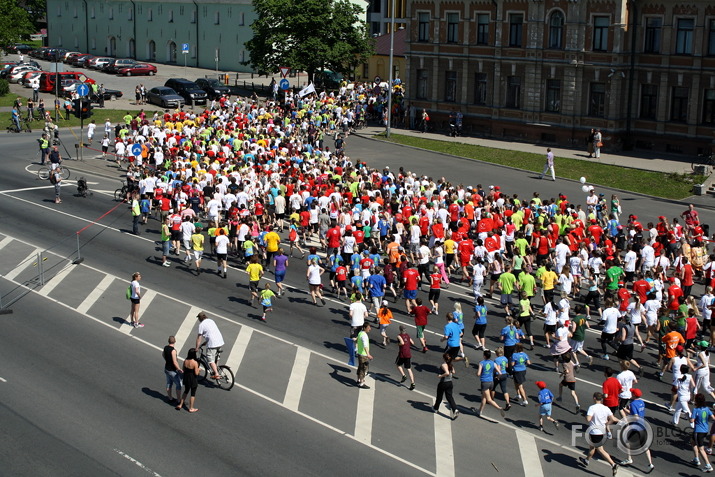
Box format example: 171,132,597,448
406,0,715,155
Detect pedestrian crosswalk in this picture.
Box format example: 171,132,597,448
0,231,633,477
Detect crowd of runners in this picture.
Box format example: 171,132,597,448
95,82,715,475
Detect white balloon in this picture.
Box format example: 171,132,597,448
580,176,586,184
581,185,589,193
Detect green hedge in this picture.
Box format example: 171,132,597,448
0,79,9,97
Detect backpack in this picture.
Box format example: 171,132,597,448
126,285,132,300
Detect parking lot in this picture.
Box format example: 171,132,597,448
3,52,291,111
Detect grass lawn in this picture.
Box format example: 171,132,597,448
1,108,134,130
375,133,703,200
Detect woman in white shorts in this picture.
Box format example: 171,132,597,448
643,292,660,343
694,340,715,401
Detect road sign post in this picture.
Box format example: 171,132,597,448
182,43,189,77
76,84,90,162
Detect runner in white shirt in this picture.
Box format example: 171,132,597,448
580,393,620,472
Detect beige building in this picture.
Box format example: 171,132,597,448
406,0,715,155
355,28,407,84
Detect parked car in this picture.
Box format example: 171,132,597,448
6,44,34,54
71,54,94,67
146,86,185,108
164,78,207,105
8,66,40,82
19,70,43,86
92,88,123,101
116,63,157,76
88,57,111,70
195,77,231,100
103,58,136,74
64,52,83,64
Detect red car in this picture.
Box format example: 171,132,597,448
116,63,157,76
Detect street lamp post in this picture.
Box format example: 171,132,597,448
386,0,396,138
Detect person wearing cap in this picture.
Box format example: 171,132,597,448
618,387,654,470
195,312,224,379
535,380,559,431
694,340,715,400
538,148,556,181
377,300,393,346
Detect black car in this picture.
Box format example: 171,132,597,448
195,78,231,100
91,88,123,102
164,78,208,105
146,86,185,108
6,44,34,54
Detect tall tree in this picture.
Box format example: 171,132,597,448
0,0,34,47
245,0,374,82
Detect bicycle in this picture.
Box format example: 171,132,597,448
197,346,235,390
114,180,130,202
37,164,70,181
6,118,32,133
691,152,715,172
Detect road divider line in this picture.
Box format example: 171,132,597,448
433,404,455,477
224,326,253,373
353,374,375,444
37,261,76,296
515,430,544,477
283,347,311,412
4,248,42,281
113,449,162,477
76,274,115,314
173,306,201,352
0,236,13,251
119,290,156,334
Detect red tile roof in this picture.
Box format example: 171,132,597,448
374,28,407,57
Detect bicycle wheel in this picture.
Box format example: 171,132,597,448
61,167,70,180
114,188,125,201
37,167,49,180
198,359,209,382
215,365,235,390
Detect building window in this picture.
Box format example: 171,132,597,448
506,76,521,108
447,13,459,43
548,11,564,49
703,90,715,124
671,87,689,121
417,69,428,99
180,6,184,15
639,84,658,119
593,16,609,51
445,71,457,102
168,10,174,22
240,12,245,26
675,18,694,54
418,13,429,42
545,79,561,112
148,9,153,21
73,7,77,18
128,7,133,20
589,83,606,117
709,19,715,56
91,38,96,49
476,14,489,45
109,7,113,20
191,10,197,23
57,5,61,16
509,14,523,47
90,7,95,18
643,17,662,53
215,12,220,25
474,73,487,105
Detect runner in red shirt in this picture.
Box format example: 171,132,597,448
632,274,651,304
410,298,430,352
680,258,694,297
457,238,475,282
403,264,420,312
602,368,622,413
428,268,442,314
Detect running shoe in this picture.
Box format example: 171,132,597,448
579,457,589,467
162,262,171,267
409,383,415,390
400,375,407,383
619,459,633,465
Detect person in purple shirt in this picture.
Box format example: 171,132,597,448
273,248,289,296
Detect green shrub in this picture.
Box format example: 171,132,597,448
0,79,9,97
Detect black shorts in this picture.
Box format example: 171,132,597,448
249,280,260,292
337,279,347,289
695,432,709,447
618,397,631,411
589,433,605,447
513,370,527,385
543,324,556,334
480,381,494,392
446,346,460,359
395,357,412,369
170,230,181,241
428,289,441,302
495,374,508,394
472,323,487,338
561,380,575,391
617,343,634,361
216,253,227,262
130,298,140,305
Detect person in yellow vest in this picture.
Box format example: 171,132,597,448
131,191,141,235
356,322,373,389
161,216,172,267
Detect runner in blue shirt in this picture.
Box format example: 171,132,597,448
500,316,524,370
494,347,511,411
619,388,654,471
691,393,714,472
510,343,531,405
441,314,468,366
472,296,488,350
536,381,559,431
366,270,386,319
473,349,505,418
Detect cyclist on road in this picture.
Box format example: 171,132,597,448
195,311,225,380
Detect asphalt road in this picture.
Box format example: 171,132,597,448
0,132,712,476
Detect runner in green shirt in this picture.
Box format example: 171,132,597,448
569,305,593,367
605,261,624,292
497,267,517,316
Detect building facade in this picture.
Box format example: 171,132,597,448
367,0,409,35
406,0,715,155
46,0,257,72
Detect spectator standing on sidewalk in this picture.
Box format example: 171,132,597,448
539,148,556,181
593,129,603,159
128,272,143,328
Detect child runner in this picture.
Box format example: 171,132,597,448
260,283,276,321
377,300,393,346
619,388,654,471
535,381,559,431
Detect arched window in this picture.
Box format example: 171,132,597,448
147,40,156,61
548,11,564,49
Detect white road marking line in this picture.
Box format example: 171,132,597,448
0,185,56,194
516,430,545,477
0,236,13,251
433,404,455,477
37,262,76,296
173,306,201,351
223,326,253,372
113,449,162,477
0,377,6,382
118,290,156,334
4,248,42,281
283,347,311,412
76,274,115,315
353,373,375,444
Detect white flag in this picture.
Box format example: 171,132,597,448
298,83,316,98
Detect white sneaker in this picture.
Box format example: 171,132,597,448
162,262,171,267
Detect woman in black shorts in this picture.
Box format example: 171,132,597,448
176,348,200,412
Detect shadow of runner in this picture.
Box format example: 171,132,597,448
541,449,602,476
141,386,176,406
328,363,355,387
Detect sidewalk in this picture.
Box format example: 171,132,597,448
359,125,697,175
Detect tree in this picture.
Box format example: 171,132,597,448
245,0,374,83
0,0,34,47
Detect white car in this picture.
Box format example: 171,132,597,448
8,66,39,83
25,76,40,90
20,71,42,87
